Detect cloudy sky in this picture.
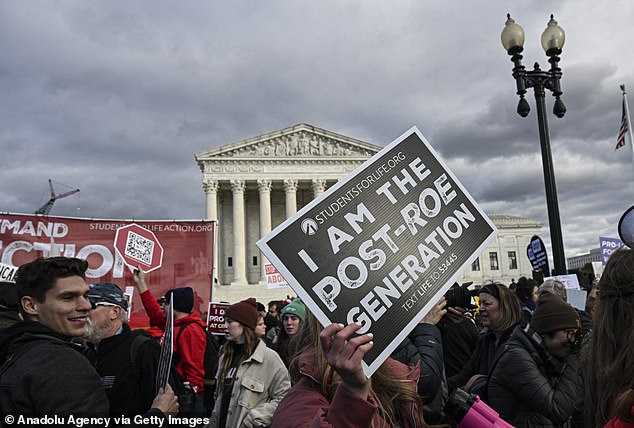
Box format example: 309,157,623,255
1,0,632,261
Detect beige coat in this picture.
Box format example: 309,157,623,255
206,339,290,428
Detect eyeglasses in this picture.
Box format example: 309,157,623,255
564,329,579,341
90,301,119,310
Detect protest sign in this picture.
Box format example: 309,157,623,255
265,263,290,289
206,302,230,335
156,294,174,392
114,223,164,273
599,236,623,265
591,261,604,280
567,289,588,311
527,235,550,276
257,127,498,376
544,273,580,290
124,286,134,314
0,213,215,328
0,262,18,283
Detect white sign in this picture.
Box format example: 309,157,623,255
566,289,587,311
0,262,18,283
257,127,498,376
544,274,580,290
265,263,290,289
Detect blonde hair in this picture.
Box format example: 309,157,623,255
288,312,426,427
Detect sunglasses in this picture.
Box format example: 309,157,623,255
90,301,119,310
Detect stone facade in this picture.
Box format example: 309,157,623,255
196,123,542,303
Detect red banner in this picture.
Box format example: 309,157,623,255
0,213,216,329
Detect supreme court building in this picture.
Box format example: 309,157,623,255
195,123,542,303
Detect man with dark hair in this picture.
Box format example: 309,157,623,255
84,282,166,416
0,257,178,418
264,300,282,346
0,257,109,416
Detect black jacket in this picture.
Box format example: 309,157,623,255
390,323,445,423
447,323,516,392
0,321,108,417
487,325,580,427
84,323,161,416
437,316,480,378
390,323,444,400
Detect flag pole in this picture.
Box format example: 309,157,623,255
621,84,634,164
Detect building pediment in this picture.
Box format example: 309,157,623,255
195,123,382,162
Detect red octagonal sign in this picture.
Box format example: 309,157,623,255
114,223,164,273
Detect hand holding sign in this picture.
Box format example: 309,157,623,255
320,322,374,399
420,296,447,325
132,268,149,293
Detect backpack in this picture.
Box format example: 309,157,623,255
175,321,221,384
175,322,221,414
130,333,195,413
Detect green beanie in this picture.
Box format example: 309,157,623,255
281,298,306,320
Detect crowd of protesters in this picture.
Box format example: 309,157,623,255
0,250,633,427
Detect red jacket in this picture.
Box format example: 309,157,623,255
140,290,207,393
270,353,424,428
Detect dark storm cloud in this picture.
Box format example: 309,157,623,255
1,0,633,260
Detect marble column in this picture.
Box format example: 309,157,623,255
203,179,219,288
257,179,272,283
284,179,298,218
230,179,247,285
203,179,219,221
312,178,327,199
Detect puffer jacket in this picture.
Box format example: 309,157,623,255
487,325,580,427
390,322,446,423
390,322,443,399
206,339,290,428
270,353,425,428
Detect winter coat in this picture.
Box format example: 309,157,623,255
447,323,516,392
270,353,425,428
140,289,207,393
390,322,446,423
0,321,108,417
438,315,480,379
487,325,580,427
390,322,444,399
206,339,290,428
84,323,161,416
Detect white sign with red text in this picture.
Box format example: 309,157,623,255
265,263,290,289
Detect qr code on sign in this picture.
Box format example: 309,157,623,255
125,231,154,265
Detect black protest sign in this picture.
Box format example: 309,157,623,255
156,294,174,391
527,235,550,277
207,302,230,335
257,127,498,376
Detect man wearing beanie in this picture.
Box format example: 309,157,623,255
133,269,208,414
487,293,582,427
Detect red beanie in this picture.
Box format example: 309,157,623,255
225,297,258,330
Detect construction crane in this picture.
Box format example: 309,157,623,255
35,179,80,215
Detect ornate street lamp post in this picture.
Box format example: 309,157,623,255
501,14,568,275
